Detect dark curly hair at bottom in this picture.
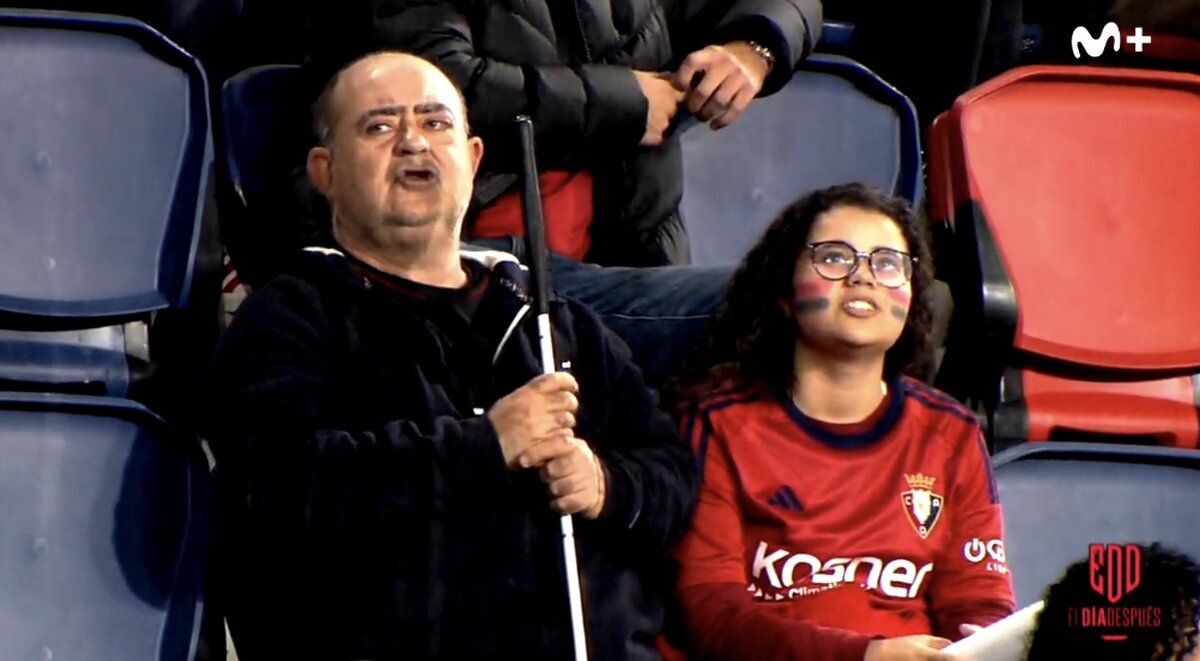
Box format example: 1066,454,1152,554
665,182,936,414
1027,543,1200,660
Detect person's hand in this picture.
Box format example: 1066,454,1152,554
958,624,983,638
515,434,606,518
864,635,956,661
633,70,686,147
674,41,770,130
487,372,579,467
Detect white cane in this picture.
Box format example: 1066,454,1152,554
515,115,589,661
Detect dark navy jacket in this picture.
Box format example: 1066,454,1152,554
205,247,698,660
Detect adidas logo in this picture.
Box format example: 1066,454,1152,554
768,485,804,512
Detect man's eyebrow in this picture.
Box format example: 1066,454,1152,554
414,102,453,116
357,103,454,125
356,106,399,126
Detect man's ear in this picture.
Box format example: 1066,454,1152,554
307,145,333,197
467,135,484,176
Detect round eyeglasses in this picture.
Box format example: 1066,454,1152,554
806,241,916,289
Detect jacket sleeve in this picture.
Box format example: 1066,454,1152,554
564,301,699,558
205,279,513,536
926,428,1017,639
671,0,823,95
369,0,648,164
672,408,877,660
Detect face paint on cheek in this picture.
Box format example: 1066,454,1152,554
886,287,911,321
792,275,834,316
793,275,834,299
794,298,832,315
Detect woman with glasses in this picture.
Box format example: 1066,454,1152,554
662,183,1015,660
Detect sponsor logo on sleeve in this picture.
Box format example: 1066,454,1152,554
962,537,1009,575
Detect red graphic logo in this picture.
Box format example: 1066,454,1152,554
1089,544,1142,605
1060,543,1165,649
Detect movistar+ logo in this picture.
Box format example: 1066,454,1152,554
1071,22,1152,59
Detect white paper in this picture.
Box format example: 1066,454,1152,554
943,600,1045,661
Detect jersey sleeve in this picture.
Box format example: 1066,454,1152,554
926,427,1016,639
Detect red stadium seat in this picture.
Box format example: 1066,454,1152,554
1141,32,1200,65
929,65,1200,451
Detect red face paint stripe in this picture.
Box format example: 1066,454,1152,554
793,277,833,299
885,288,912,305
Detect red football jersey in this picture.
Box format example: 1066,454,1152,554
671,376,1015,659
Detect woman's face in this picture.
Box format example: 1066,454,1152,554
790,205,914,357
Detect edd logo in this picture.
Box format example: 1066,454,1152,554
1071,22,1152,59
1090,543,1141,605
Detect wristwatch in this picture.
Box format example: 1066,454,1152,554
746,40,776,72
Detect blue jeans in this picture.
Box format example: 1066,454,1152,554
465,237,733,386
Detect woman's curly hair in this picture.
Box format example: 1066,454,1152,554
665,182,936,414
1028,542,1200,660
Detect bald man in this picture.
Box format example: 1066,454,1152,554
205,52,698,660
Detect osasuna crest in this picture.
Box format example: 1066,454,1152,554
901,473,944,539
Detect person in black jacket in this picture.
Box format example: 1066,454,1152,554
222,0,819,389
303,0,823,268
206,51,698,660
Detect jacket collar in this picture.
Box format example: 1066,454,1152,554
298,245,560,307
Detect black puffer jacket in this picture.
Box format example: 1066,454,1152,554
306,0,822,267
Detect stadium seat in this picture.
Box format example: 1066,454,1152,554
992,442,1200,607
0,391,211,661
930,65,1200,451
0,10,213,397
817,19,857,52
678,53,922,266
217,63,310,288
1139,32,1200,67
220,63,304,224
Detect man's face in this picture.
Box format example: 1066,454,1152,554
309,53,483,252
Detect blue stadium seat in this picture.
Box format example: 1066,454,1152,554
992,442,1200,607
0,392,211,661
0,10,213,396
220,63,303,217
678,53,921,266
218,63,310,288
0,327,135,395
817,19,857,51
